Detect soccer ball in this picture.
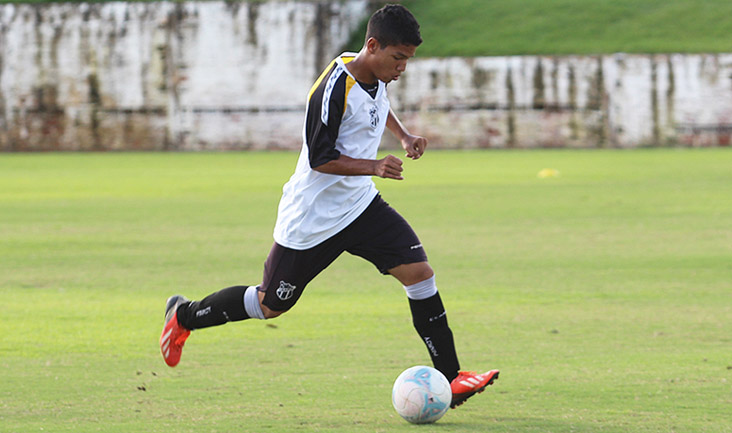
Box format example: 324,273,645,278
391,366,451,424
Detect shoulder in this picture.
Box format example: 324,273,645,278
308,57,360,125
307,53,357,101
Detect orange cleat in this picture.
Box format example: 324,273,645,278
159,295,191,367
450,370,500,408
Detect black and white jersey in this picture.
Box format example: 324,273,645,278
274,53,390,249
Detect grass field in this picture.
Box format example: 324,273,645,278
355,0,732,56
1,149,731,432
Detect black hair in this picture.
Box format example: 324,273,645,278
365,4,422,48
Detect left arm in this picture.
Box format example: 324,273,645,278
386,108,428,160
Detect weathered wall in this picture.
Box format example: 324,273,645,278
1,2,732,150
0,1,370,151
388,54,732,148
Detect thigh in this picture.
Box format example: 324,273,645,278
260,240,343,312
345,196,428,275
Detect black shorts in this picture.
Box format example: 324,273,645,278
260,195,428,312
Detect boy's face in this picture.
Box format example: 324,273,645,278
368,39,417,83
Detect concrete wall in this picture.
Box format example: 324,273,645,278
389,54,732,148
0,1,370,151
2,2,732,151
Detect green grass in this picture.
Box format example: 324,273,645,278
356,0,732,56
1,149,732,432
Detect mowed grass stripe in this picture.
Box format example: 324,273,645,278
0,149,731,432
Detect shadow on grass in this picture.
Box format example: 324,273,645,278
422,417,599,433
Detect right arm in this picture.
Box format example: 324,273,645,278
313,154,404,180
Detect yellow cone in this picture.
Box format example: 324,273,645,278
537,168,560,178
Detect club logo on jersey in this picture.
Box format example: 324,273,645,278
276,280,296,301
369,105,379,128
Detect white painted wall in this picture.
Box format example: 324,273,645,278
0,1,369,150
2,2,731,150
387,54,732,148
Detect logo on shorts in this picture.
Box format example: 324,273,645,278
276,281,296,301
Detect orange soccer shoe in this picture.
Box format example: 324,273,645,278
450,370,500,408
159,295,191,367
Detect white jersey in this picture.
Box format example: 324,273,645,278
273,53,390,249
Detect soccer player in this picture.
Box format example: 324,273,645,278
159,4,498,408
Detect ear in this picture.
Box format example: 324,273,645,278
365,37,381,54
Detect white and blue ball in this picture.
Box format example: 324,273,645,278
391,366,451,424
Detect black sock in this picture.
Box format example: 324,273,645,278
408,292,460,382
176,285,251,330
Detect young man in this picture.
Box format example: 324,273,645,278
159,4,498,408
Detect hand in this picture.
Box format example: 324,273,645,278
374,155,404,180
401,134,428,160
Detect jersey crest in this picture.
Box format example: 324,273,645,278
369,105,380,128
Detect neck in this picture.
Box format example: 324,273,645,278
345,50,377,84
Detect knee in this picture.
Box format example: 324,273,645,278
413,264,435,284
255,286,288,319
398,262,435,287
260,303,286,319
